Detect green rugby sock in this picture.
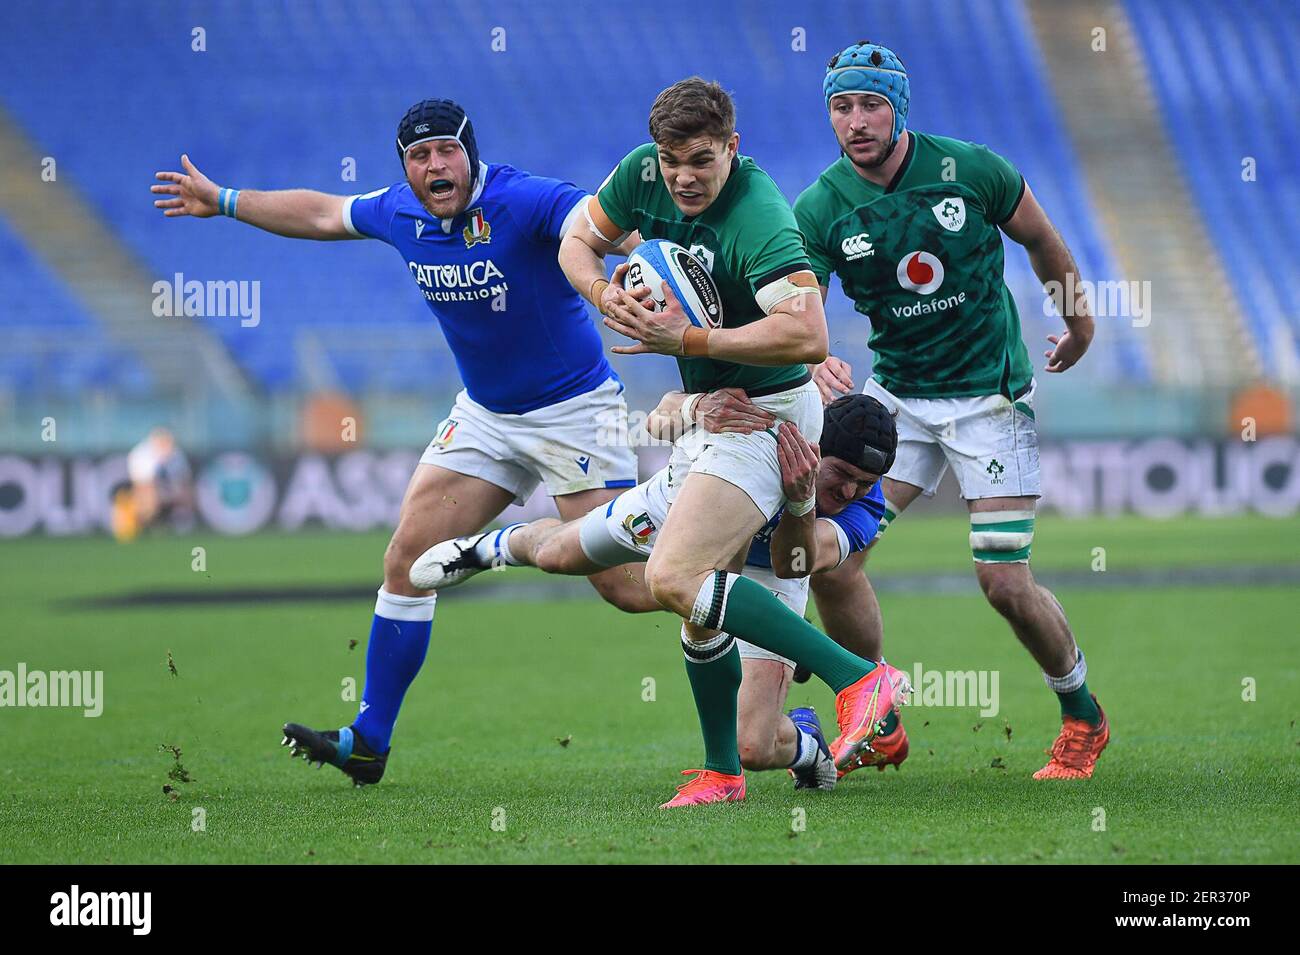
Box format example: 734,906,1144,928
1045,648,1101,725
1057,683,1101,725
699,573,874,693
880,708,900,736
681,630,743,776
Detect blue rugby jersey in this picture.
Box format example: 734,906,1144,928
746,480,886,570
344,163,614,414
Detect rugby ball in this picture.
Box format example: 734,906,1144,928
624,239,723,329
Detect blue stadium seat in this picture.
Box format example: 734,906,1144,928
0,213,154,398
1126,0,1300,377
0,0,1160,400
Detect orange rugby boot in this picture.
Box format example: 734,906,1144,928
831,661,904,769
659,769,747,808
833,719,910,778
1033,697,1110,779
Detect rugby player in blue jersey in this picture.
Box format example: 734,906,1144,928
152,99,654,784
417,392,911,790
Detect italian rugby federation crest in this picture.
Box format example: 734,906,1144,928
433,418,458,448
932,196,966,232
463,207,491,248
622,511,656,546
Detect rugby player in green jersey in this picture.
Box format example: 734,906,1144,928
794,42,1108,779
558,78,904,806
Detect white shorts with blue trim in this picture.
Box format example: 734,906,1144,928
420,376,638,505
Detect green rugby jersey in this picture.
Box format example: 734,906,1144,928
598,143,813,395
793,131,1033,399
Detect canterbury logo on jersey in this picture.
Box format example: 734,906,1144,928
841,232,874,260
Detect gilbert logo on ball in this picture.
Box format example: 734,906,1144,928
625,239,723,328
896,250,945,295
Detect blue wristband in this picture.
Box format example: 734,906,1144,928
218,187,240,219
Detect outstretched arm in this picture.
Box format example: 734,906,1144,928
152,154,356,241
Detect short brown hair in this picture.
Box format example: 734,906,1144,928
648,77,736,145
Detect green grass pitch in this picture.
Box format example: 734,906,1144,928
1,514,1297,864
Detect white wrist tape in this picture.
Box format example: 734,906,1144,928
680,393,703,427
786,495,816,517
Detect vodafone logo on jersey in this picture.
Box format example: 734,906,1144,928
896,251,945,295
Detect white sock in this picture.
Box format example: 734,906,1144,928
788,725,819,771
1043,647,1087,692
473,523,525,566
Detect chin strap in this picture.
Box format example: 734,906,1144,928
877,136,899,165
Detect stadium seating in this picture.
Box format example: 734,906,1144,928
0,213,153,399
1124,0,1300,380
12,0,1271,402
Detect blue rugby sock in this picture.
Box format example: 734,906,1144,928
352,588,436,752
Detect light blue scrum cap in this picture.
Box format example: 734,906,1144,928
823,41,910,145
